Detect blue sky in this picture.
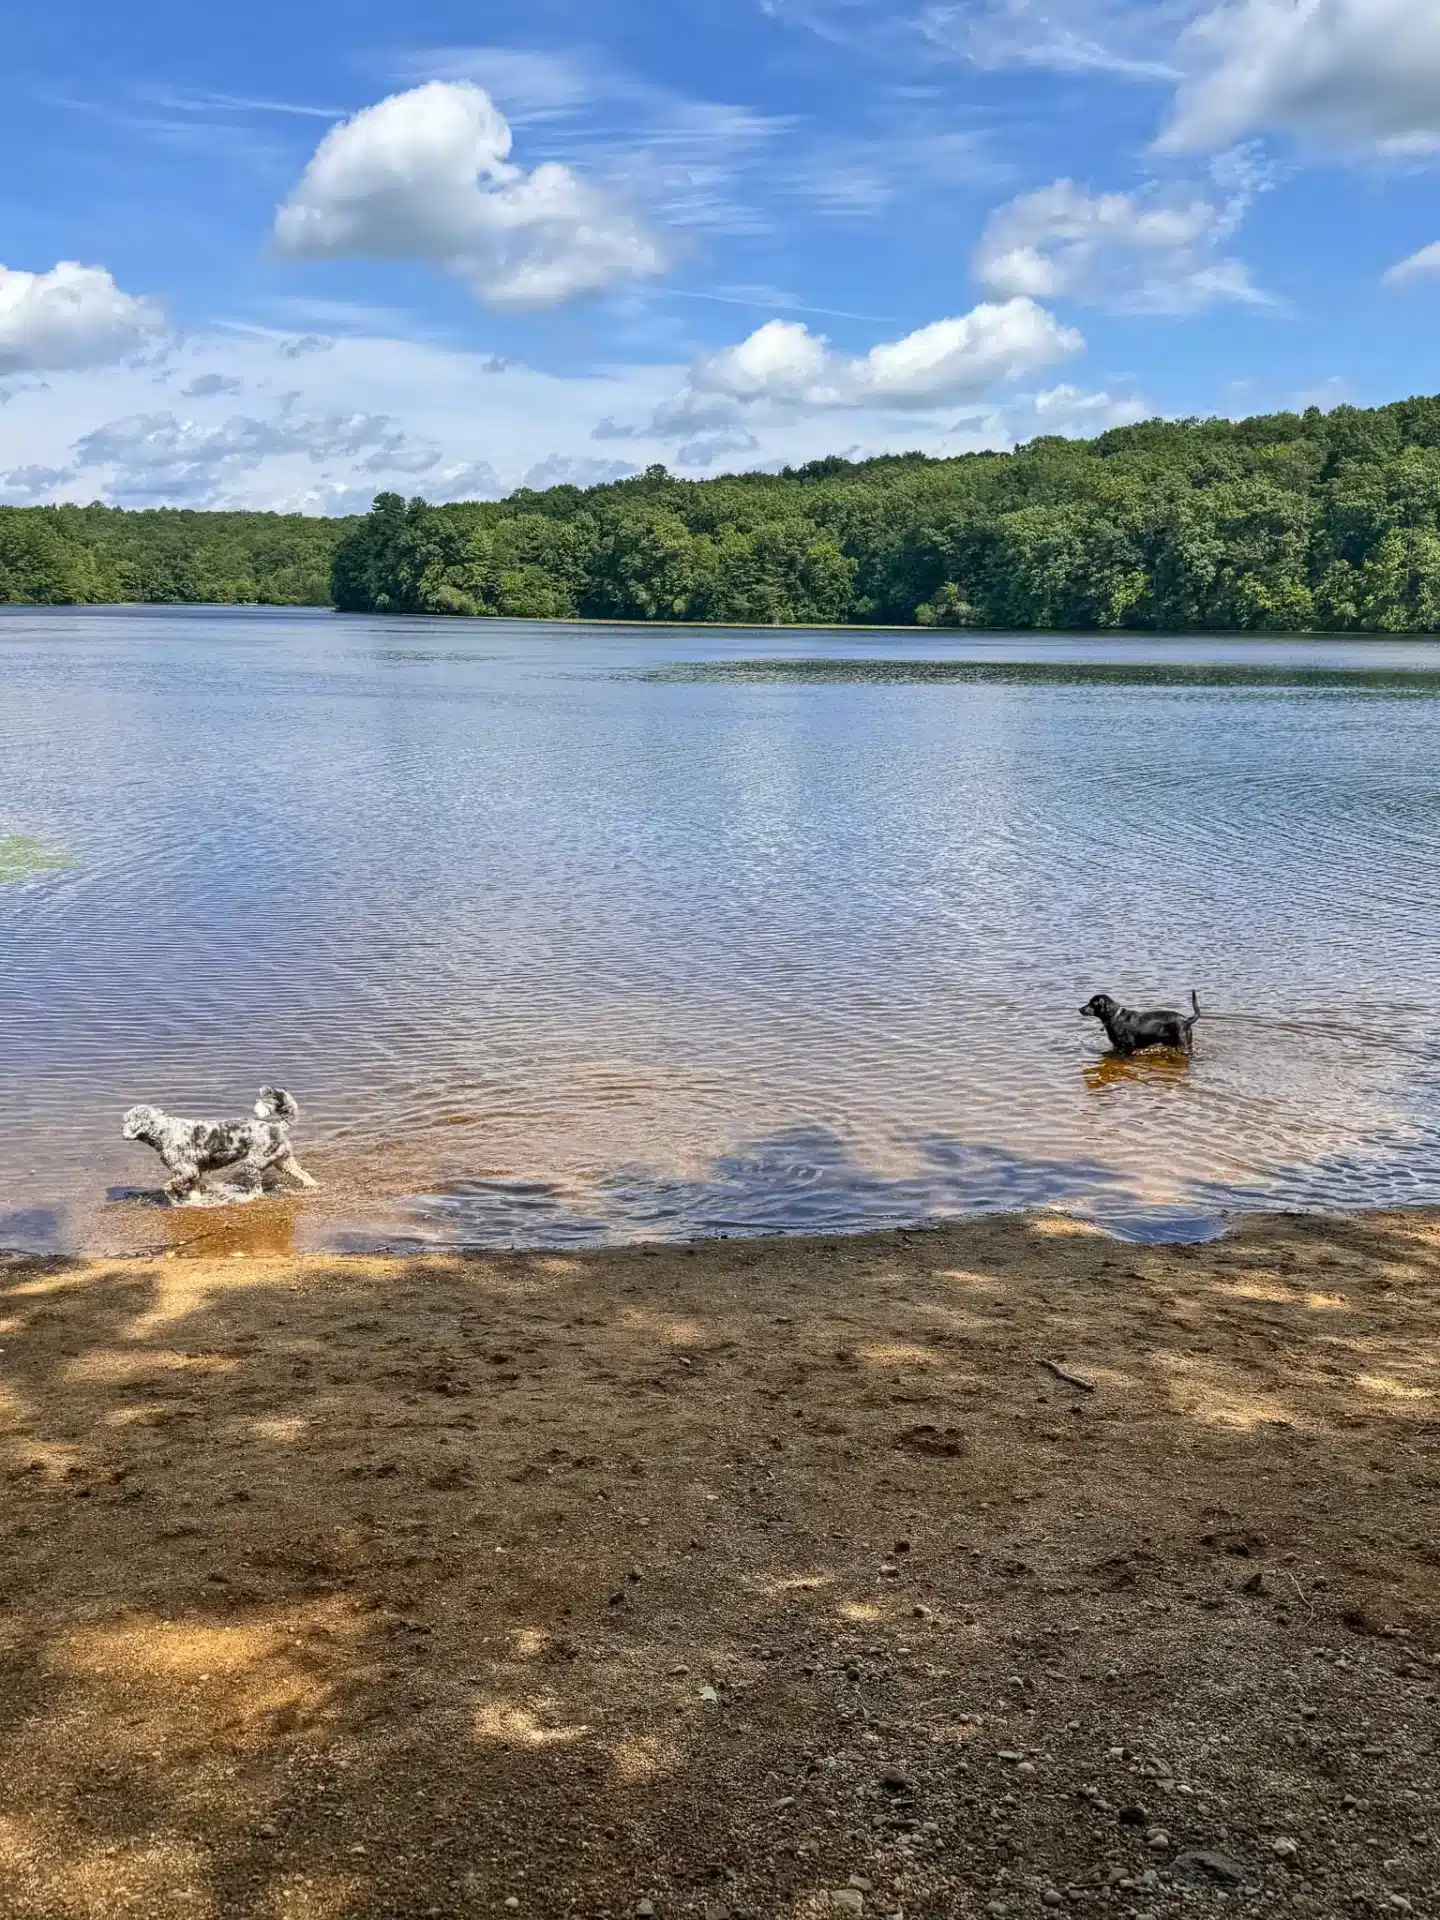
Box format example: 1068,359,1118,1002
5,0,1440,511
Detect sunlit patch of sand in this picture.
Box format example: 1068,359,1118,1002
747,1573,832,1604
124,1268,234,1338
1149,1351,1308,1430
48,1601,370,1746
1215,1279,1350,1310
855,1342,936,1366
0,1436,82,1480
5,1272,94,1298
608,1731,680,1783
617,1308,706,1348
936,1268,1005,1294
1356,1372,1438,1402
508,1626,551,1659
103,1402,174,1427
837,1600,887,1623
245,1415,310,1442
62,1348,239,1385
473,1701,590,1746
62,1618,289,1682
0,1816,213,1916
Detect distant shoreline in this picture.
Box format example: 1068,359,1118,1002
6,602,1440,639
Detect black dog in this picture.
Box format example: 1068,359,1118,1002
1081,991,1201,1056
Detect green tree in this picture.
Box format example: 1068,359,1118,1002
1355,528,1440,631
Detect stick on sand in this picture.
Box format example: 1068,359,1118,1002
1039,1357,1096,1392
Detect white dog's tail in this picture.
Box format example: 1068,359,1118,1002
254,1086,299,1121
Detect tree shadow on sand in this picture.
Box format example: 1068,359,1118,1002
0,1205,1437,1916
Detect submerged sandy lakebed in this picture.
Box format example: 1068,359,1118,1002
0,1210,1436,1918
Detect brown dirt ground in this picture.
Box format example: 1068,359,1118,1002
1,1210,1438,1920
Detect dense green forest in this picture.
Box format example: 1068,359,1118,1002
12,394,1440,628
0,503,345,607
332,397,1440,630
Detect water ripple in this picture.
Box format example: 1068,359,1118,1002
5,610,1440,1253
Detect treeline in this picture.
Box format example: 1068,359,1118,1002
10,394,1440,628
0,504,346,607
334,395,1440,631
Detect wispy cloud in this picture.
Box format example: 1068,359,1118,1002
39,84,299,170
790,124,1011,216
920,0,1185,79
396,46,599,126
759,0,1187,76
392,44,791,238
661,285,901,323
135,83,346,120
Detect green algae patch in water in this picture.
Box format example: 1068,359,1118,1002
0,836,75,883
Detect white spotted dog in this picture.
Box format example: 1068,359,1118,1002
121,1087,320,1205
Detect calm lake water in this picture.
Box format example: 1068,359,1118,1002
5,605,1440,1256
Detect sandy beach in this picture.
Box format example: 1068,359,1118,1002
1,1210,1437,1919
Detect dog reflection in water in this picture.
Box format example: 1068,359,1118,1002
1084,1049,1193,1092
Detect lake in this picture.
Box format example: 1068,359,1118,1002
5,605,1440,1256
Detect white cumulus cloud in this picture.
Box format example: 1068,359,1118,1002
1161,0,1440,154
974,177,1271,313
693,319,832,401
273,81,665,308
1383,240,1440,285
0,262,166,375
690,298,1083,410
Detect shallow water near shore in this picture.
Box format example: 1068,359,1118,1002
5,605,1440,1255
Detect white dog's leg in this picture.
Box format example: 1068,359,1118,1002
277,1152,320,1189
165,1163,203,1205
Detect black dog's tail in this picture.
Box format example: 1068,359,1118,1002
1186,991,1201,1030
255,1086,298,1121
